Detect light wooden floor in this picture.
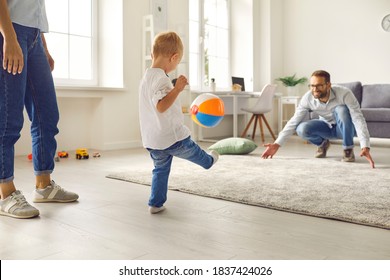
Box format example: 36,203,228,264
1,136,389,260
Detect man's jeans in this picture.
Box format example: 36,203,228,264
147,136,214,207
0,24,59,183
296,105,356,149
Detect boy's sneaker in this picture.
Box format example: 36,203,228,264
208,150,219,166
149,206,166,214
0,190,40,219
342,149,355,162
315,139,330,158
32,180,79,203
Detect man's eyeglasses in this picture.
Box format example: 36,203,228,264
308,84,327,90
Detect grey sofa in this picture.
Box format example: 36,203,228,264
336,82,390,138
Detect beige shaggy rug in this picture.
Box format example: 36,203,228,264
107,155,390,230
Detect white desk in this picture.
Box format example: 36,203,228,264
277,95,301,133
191,91,257,142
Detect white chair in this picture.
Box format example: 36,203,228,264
240,84,277,143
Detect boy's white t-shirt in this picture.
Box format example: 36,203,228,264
139,68,191,150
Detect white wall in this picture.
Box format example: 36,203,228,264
281,0,390,85
231,0,253,91
252,0,283,132
254,0,390,87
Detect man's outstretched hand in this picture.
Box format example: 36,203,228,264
261,143,280,159
360,147,375,168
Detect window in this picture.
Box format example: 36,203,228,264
189,0,230,90
45,0,97,85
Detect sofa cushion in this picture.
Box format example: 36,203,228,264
361,108,390,122
366,122,390,138
335,82,363,105
361,84,390,108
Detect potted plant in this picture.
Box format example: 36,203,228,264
276,74,308,96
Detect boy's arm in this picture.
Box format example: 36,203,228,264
156,75,188,113
0,0,24,74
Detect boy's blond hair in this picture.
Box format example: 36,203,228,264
152,31,183,58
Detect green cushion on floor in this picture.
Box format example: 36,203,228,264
208,137,257,155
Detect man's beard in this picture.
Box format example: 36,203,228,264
313,90,328,100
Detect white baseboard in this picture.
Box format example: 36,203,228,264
100,140,143,151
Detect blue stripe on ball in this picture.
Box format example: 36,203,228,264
195,112,224,127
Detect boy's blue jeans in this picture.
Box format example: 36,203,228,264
296,105,356,149
0,24,59,183
147,136,214,207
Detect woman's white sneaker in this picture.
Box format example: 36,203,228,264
33,180,79,203
0,190,40,219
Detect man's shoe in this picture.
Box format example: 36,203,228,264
315,139,331,158
0,190,40,219
342,149,355,162
33,180,79,203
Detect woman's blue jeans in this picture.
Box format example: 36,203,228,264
147,136,214,207
296,105,355,149
0,24,59,183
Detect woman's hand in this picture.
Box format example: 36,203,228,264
2,33,24,75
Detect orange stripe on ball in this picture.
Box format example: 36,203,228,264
198,98,224,116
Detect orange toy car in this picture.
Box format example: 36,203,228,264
57,151,69,158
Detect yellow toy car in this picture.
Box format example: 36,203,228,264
76,148,89,160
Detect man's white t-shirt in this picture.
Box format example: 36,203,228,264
139,68,191,150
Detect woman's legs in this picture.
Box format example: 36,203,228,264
0,25,29,196
24,29,59,186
